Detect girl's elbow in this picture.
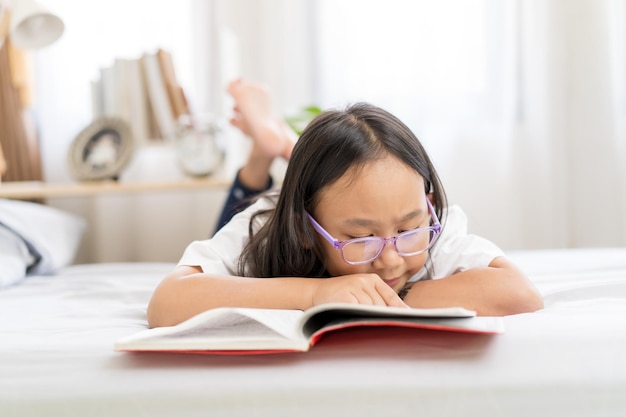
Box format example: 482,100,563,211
504,285,544,315
146,305,161,329
146,287,172,328
145,271,190,328
491,258,544,315
523,287,544,312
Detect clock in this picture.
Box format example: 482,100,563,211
175,117,224,177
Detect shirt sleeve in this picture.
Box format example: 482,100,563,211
409,205,505,282
177,198,274,276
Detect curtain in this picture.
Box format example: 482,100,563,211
0,40,42,183
511,0,626,248
203,0,315,116
197,0,315,175
313,0,626,250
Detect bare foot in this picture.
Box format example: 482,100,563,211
227,79,296,161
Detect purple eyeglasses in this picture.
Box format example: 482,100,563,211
306,198,442,265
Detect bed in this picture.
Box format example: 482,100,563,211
1,200,626,416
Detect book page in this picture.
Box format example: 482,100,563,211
225,308,305,340
115,308,306,351
157,313,285,340
299,303,477,338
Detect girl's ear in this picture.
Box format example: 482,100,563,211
424,179,433,194
427,193,434,205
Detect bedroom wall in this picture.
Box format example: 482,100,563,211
51,190,227,264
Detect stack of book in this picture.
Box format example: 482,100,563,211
91,48,190,145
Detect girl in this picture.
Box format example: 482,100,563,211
147,86,543,328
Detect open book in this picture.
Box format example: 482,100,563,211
115,303,505,354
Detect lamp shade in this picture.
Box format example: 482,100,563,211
9,0,64,49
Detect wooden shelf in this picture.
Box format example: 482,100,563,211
0,178,231,199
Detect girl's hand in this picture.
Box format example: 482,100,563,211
311,274,409,308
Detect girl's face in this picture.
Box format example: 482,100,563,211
311,155,430,293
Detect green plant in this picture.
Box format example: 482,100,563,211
285,105,322,136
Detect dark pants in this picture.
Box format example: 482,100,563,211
213,170,273,235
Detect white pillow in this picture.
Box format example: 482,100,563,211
0,199,86,288
0,225,34,288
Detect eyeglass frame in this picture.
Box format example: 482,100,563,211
305,198,442,265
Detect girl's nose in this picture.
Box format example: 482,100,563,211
372,241,403,269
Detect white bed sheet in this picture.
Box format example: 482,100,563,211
1,248,626,417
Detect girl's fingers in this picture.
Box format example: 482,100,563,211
313,274,409,308
352,277,408,307
375,280,410,308
351,290,385,306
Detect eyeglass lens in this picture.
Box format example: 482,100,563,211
342,228,435,263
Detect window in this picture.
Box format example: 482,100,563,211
314,0,511,135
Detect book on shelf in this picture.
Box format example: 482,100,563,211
99,64,117,117
156,48,190,120
92,59,151,144
90,49,186,142
115,303,505,355
90,79,104,119
141,51,177,140
124,58,150,145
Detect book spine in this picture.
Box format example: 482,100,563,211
142,52,177,140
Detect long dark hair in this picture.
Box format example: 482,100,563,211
238,103,447,278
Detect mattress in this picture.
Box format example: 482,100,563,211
1,248,626,417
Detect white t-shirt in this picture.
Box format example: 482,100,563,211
178,197,504,282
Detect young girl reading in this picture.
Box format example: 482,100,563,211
147,81,543,328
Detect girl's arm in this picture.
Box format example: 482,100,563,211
403,256,543,316
147,266,407,328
